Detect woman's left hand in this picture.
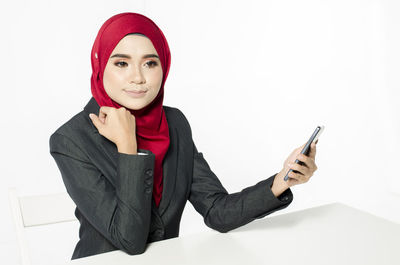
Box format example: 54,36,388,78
271,140,318,196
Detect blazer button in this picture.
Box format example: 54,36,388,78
145,188,152,194
145,169,153,177
145,179,152,186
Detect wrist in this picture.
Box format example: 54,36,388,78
117,141,137,155
271,184,286,198
270,172,288,198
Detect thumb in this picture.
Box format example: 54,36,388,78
89,113,103,131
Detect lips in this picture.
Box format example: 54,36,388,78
124,89,147,93
124,89,148,98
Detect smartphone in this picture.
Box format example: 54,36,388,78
284,125,324,181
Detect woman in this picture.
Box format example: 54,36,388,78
49,12,318,260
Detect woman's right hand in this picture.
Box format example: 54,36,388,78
89,106,137,153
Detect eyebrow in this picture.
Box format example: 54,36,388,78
110,53,159,59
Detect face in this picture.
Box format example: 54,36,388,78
103,34,163,110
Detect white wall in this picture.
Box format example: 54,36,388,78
1,0,399,264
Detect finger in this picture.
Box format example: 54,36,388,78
287,177,300,187
290,142,306,160
287,170,307,183
288,162,310,176
99,111,106,123
99,106,117,123
292,170,310,182
89,113,103,131
309,142,317,159
296,154,316,170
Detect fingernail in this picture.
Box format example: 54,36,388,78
89,113,93,119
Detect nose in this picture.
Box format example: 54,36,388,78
129,64,145,84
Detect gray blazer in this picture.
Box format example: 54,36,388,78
49,97,293,260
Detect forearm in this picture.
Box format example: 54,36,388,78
202,175,292,233
112,152,155,253
190,143,293,234
50,133,154,255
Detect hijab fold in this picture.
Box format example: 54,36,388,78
90,12,171,207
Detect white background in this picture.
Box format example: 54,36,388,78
1,0,399,264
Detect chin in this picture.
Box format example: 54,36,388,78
122,100,147,110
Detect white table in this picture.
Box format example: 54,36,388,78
68,202,400,265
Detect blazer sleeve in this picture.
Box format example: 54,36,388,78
189,142,294,233
49,132,155,255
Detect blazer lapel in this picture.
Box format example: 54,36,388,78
83,97,178,216
158,126,178,216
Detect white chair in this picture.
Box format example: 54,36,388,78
8,187,79,265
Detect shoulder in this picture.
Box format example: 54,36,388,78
163,105,192,135
51,109,94,139
49,110,95,158
53,110,93,135
164,106,190,129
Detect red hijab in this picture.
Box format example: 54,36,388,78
90,12,171,207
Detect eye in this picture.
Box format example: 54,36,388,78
114,61,128,67
145,60,158,68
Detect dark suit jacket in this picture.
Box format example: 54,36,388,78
49,97,293,260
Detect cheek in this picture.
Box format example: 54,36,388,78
148,68,163,86
103,68,125,90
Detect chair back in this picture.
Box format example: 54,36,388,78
8,187,78,265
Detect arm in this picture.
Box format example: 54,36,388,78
189,142,293,233
49,132,155,255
